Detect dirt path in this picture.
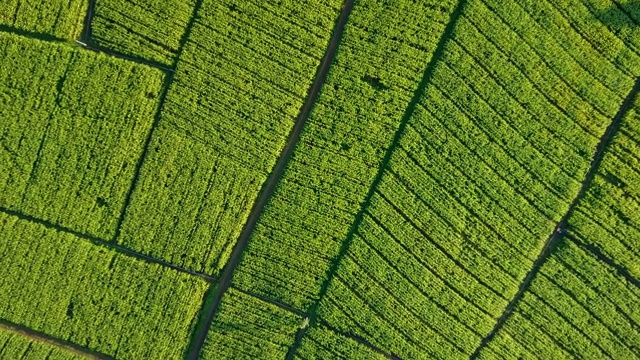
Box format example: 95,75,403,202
184,1,356,358
0,319,112,360
470,76,640,359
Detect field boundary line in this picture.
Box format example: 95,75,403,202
565,233,640,289
283,0,470,358
0,207,215,282
0,319,112,360
317,321,402,360
184,0,357,358
81,0,96,43
0,24,67,42
469,76,640,359
230,286,306,317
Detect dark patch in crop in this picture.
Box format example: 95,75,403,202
67,302,74,319
362,75,389,91
96,197,108,207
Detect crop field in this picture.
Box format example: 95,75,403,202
91,0,196,65
0,0,639,358
0,0,87,39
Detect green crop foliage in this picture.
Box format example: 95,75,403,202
233,0,461,311
0,326,88,360
0,212,209,359
91,0,196,65
0,0,87,39
295,325,387,360
0,32,164,240
200,288,302,359
478,239,640,360
116,0,343,276
568,93,640,277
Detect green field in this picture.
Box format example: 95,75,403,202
0,0,639,358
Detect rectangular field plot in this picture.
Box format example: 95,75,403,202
0,212,208,359
232,0,461,311
0,325,88,360
117,124,264,275
91,0,196,65
199,288,302,360
568,92,640,278
0,32,164,240
0,0,87,39
477,239,640,360
295,325,387,360
117,0,342,275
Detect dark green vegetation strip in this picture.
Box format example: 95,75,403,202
90,0,197,66
116,0,344,277
0,212,208,359
0,321,105,360
0,32,164,240
0,0,87,40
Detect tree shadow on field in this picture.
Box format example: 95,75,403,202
595,0,640,30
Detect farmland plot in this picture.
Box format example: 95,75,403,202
477,239,640,360
199,288,302,360
0,0,87,39
91,0,196,65
117,0,343,275
0,212,208,359
232,0,461,311
312,0,640,357
0,326,88,360
568,91,640,277
294,324,387,360
0,32,163,240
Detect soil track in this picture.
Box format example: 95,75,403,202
470,76,640,359
0,319,112,360
184,0,356,358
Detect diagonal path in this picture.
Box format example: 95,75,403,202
184,0,357,358
469,76,640,359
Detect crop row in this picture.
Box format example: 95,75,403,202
568,93,640,278
91,0,196,65
114,0,342,276
199,288,302,360
0,0,87,39
294,324,387,360
0,325,87,360
303,0,640,358
0,212,208,359
478,239,640,359
232,0,462,311
0,32,164,240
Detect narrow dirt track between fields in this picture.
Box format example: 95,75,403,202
0,319,112,360
470,76,640,359
184,1,357,358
